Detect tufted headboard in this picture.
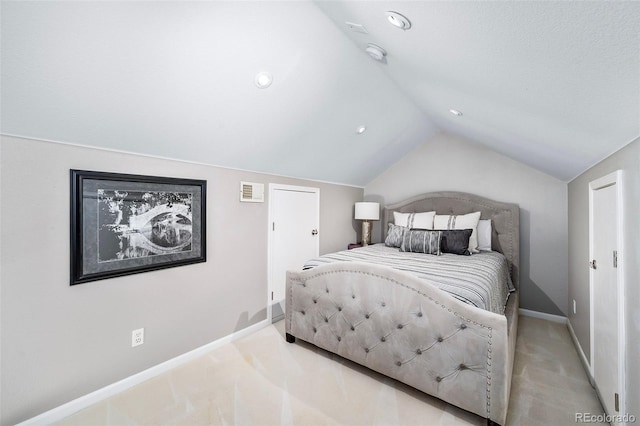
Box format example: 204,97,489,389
383,191,520,289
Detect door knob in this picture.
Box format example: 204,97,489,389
311,229,318,236
590,259,597,270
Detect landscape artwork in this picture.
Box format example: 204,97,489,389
71,170,206,285
97,189,193,262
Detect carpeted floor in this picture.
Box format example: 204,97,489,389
57,316,605,425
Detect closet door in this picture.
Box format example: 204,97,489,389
268,185,319,322
589,171,625,424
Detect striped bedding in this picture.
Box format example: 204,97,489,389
303,244,514,315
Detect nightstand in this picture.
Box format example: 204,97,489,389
348,243,362,250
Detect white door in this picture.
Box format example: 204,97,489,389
589,171,624,423
269,185,319,321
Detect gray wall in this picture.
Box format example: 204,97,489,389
568,136,639,419
0,135,363,425
365,132,568,315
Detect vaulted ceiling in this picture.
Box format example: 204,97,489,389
2,1,638,185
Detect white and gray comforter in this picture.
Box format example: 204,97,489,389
303,244,514,315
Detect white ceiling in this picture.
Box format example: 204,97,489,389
316,1,640,181
2,1,638,185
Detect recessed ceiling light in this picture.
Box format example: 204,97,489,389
386,11,411,30
356,125,367,134
365,44,387,61
255,72,273,89
449,109,463,116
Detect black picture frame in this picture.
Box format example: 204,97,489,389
70,169,206,285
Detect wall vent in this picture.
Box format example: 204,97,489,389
240,181,264,203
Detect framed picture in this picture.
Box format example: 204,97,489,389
70,170,206,285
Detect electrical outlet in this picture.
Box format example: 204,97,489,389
573,300,577,315
132,328,144,347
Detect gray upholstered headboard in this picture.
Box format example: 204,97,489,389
383,191,520,289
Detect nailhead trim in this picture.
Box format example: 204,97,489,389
486,327,493,416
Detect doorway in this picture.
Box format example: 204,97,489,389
268,184,319,322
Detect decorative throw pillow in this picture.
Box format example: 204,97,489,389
393,211,436,230
385,223,406,248
400,229,442,255
439,229,473,255
477,219,492,251
434,212,481,253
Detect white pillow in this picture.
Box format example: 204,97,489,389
477,219,492,251
393,211,436,230
434,212,482,253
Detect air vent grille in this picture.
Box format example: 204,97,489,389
240,181,264,203
242,184,253,199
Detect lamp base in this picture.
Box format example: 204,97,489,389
361,220,372,246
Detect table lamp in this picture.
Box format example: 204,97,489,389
355,202,380,246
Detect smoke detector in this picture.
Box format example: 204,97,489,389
365,44,387,61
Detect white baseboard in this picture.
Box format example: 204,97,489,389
18,319,270,425
567,319,594,384
518,308,567,324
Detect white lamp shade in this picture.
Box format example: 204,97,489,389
355,202,380,220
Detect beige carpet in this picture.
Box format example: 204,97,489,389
57,316,605,425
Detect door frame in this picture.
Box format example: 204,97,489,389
267,183,320,322
588,170,625,419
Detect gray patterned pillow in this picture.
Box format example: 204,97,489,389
400,229,442,255
385,223,407,248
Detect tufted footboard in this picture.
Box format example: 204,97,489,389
285,261,518,425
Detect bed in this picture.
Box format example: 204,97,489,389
284,192,519,425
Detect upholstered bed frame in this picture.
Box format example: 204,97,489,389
285,192,520,425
